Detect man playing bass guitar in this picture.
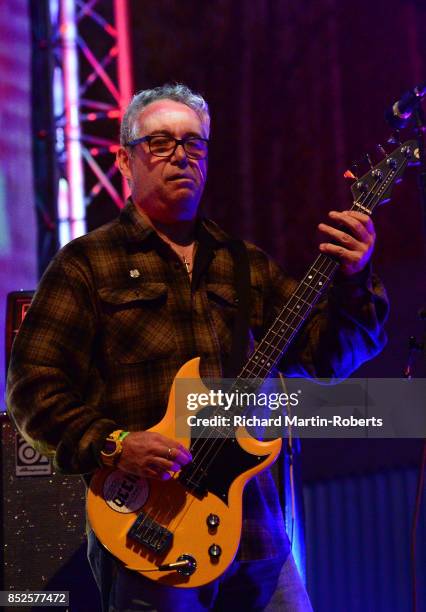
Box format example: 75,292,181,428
7,84,388,611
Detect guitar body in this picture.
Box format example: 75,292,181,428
87,357,282,587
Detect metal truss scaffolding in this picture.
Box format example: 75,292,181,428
31,0,133,267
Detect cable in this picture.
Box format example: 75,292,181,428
410,439,426,612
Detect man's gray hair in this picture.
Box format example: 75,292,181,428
120,83,210,145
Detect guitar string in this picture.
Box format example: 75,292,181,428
170,170,391,492
134,161,400,545
133,173,385,544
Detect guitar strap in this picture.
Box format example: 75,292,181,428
191,226,251,378
226,241,292,524
224,239,251,378
225,243,295,537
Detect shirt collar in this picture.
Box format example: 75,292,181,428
119,199,231,248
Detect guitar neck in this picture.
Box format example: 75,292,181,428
237,184,385,382
234,139,416,388
239,252,339,382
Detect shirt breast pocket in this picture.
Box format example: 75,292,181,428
99,283,176,364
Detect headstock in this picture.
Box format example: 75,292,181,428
347,140,418,214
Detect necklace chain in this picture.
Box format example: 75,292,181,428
156,232,195,275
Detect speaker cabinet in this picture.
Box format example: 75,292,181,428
2,292,100,610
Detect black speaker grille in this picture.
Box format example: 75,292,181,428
1,416,100,610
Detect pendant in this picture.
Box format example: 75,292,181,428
182,255,191,274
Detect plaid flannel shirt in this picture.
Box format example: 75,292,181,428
6,200,388,560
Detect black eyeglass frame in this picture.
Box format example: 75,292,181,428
125,134,209,159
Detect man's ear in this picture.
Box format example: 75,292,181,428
116,146,132,182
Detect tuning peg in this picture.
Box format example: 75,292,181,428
387,130,401,145
376,144,387,157
365,153,374,168
347,161,360,180
343,169,357,180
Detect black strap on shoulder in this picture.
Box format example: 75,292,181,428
224,240,251,377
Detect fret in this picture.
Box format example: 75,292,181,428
289,294,317,308
352,201,372,215
271,314,304,333
253,323,298,363
283,301,312,316
280,322,298,335
266,326,282,338
250,352,274,368
260,342,280,367
241,366,262,379
275,327,298,347
287,292,314,307
287,305,309,319
263,343,284,362
244,364,274,380
299,277,326,291
252,339,291,371
299,277,325,292
261,337,276,350
299,274,323,287
303,272,328,285
311,266,330,279
245,343,282,367
259,326,295,350
267,321,299,340
306,255,338,278
269,312,306,340
241,361,266,379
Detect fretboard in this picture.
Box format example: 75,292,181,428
239,252,339,382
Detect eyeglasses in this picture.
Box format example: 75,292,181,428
125,134,209,159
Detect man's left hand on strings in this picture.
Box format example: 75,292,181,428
318,210,376,276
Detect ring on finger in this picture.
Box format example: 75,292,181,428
167,447,174,460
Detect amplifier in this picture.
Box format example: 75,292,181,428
2,292,100,610
4,291,34,379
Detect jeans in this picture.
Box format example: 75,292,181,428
87,531,313,612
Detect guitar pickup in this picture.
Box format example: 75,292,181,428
178,465,208,498
128,512,173,554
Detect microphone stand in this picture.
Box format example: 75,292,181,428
413,104,426,238
403,103,426,612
